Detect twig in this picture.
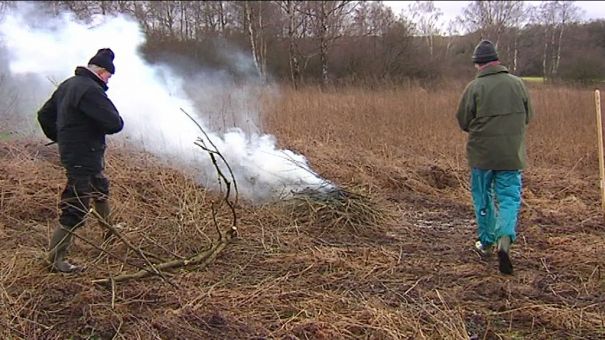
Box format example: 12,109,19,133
139,233,185,260
92,228,236,284
56,224,149,273
182,108,238,237
0,319,28,337
93,109,240,285
111,319,124,340
404,276,425,296
90,209,177,288
181,108,239,203
211,203,224,241
46,75,59,87
491,303,558,315
111,277,116,309
193,139,238,233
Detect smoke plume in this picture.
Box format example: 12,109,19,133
0,3,333,202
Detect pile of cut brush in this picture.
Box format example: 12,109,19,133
281,187,391,236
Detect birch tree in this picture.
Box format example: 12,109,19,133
244,1,269,82
276,0,307,87
460,0,525,45
407,1,443,58
303,1,357,86
459,1,526,74
536,1,582,79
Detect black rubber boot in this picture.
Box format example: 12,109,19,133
48,225,80,273
497,236,513,275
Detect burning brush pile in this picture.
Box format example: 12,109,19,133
280,186,391,236
181,112,390,238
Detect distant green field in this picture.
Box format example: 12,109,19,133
0,131,12,140
521,76,605,84
521,76,545,83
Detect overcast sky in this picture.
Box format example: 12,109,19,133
385,1,605,32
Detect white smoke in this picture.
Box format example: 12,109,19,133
0,3,333,202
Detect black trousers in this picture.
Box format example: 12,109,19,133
59,172,109,229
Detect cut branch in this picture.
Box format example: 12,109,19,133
90,209,177,287
92,228,236,284
92,109,239,285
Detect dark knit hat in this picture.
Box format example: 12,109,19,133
472,40,498,64
88,48,115,74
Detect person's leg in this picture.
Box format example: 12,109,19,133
48,174,93,272
493,170,522,274
91,172,114,240
494,170,522,242
471,168,496,252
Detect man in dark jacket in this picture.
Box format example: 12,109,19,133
456,40,534,275
38,48,124,273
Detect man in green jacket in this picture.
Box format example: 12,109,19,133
456,40,534,275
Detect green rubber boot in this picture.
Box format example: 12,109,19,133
48,225,79,273
94,200,114,241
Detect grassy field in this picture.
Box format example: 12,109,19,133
0,81,604,339
267,82,600,171
520,77,545,83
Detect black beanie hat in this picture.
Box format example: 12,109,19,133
472,40,498,64
88,48,115,74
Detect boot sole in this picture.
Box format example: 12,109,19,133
497,250,513,275
474,247,493,259
50,267,82,274
49,263,82,273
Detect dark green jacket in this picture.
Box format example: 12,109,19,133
456,64,534,170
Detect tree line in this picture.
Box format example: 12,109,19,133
3,1,605,86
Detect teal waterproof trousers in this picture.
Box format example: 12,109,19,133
471,168,522,247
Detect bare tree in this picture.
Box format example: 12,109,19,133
244,1,270,82
346,1,403,80
351,1,397,37
407,1,443,58
0,0,16,17
18,0,599,84
536,1,582,79
460,1,525,45
302,1,358,86
276,0,307,87
444,19,463,57
380,19,414,79
553,1,582,75
195,1,231,37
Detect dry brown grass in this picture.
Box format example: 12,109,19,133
266,82,600,172
1,81,604,339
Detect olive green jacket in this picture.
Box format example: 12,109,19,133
456,64,534,170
